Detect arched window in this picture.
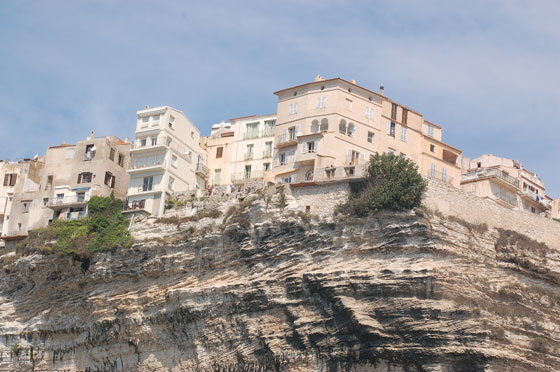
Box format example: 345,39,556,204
347,123,355,137
305,170,314,181
320,118,328,131
311,119,319,134
339,120,347,134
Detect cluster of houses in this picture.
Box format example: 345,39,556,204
1,75,558,246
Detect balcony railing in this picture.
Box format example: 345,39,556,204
133,135,193,162
130,184,161,193
262,128,275,137
231,170,265,183
276,134,298,147
461,168,519,188
427,170,454,185
196,163,209,178
244,152,254,160
263,149,273,158
50,194,90,206
130,159,165,170
494,190,518,207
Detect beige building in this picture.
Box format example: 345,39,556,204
0,133,132,246
272,76,462,187
461,154,550,216
204,114,276,187
125,106,208,217
552,198,560,219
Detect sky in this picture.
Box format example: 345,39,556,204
0,1,558,196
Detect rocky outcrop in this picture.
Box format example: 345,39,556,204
0,195,559,371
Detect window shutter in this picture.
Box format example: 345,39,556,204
359,153,365,164
10,174,17,186
274,153,279,167
111,176,115,188
302,143,306,154
292,174,297,182
282,128,287,142
387,121,391,134
295,125,299,136
3,174,9,186
77,174,82,184
347,149,352,164
314,140,318,152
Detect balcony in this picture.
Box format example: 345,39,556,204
276,134,298,148
49,194,90,209
263,149,273,158
124,200,146,211
244,152,254,160
128,159,166,173
231,170,265,183
493,190,518,208
196,163,209,179
427,170,454,185
66,211,87,220
461,168,520,189
262,128,275,137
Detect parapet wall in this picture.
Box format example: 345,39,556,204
423,177,560,250
289,181,351,218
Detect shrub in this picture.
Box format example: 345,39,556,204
530,337,548,353
339,153,426,216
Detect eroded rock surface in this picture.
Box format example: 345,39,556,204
0,204,559,371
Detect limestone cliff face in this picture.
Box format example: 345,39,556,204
0,196,559,371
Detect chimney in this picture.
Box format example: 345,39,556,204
351,79,356,84
314,74,325,82
145,105,150,109
124,137,130,143
379,83,385,95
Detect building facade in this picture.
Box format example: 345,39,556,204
0,133,131,246
461,154,550,216
125,106,208,217
272,76,462,187
204,114,276,187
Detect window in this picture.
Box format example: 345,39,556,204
320,118,328,131
77,172,92,184
477,162,482,168
143,176,153,191
152,114,160,122
171,155,178,167
76,192,86,202
367,132,374,143
427,124,434,137
104,172,115,188
288,102,298,115
191,131,194,138
140,138,147,147
279,152,287,165
46,175,53,189
442,168,447,182
365,107,374,119
387,121,396,137
263,120,275,136
391,103,398,120
3,173,17,186
213,169,221,185
347,150,361,165
118,154,124,167
263,162,270,171
401,127,407,142
430,144,435,153
109,148,115,161
402,108,408,124
22,201,31,213
306,141,316,153
311,119,319,133
168,176,175,191
42,198,49,207
400,153,406,159
430,163,436,177
243,165,252,179
305,170,314,181
245,144,254,160
264,142,272,158
84,144,95,160
388,149,395,155
216,146,223,158
169,115,175,129
339,120,347,134
288,126,297,141
141,117,149,127
347,123,355,138
316,96,326,109
151,137,158,146
245,122,259,139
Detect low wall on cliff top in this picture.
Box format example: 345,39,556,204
287,177,560,250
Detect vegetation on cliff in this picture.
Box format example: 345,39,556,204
16,194,132,262
339,153,426,216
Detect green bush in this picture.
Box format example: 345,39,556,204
339,153,426,216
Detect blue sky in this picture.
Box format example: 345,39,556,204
1,1,559,196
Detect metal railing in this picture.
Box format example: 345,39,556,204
276,134,297,146
133,135,193,162
244,152,254,160
131,184,161,193
130,159,165,170
231,170,265,183
196,163,209,177
51,194,90,205
427,170,454,185
263,149,273,158
494,190,518,207
461,168,519,188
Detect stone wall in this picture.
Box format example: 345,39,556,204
423,177,560,250
288,181,351,218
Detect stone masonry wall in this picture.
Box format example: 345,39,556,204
423,177,560,250
288,181,351,218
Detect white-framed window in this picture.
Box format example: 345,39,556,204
169,115,175,129
400,153,406,159
263,162,270,171
401,127,407,142
213,169,221,185
151,137,157,146
42,198,49,208
427,124,434,137
430,163,436,177
168,176,175,191
280,152,287,165
22,201,31,213
387,121,396,137
304,141,316,153
365,107,374,119
388,148,395,155
141,117,149,128
152,114,160,122
171,155,178,167
316,96,326,109
367,131,374,143
288,102,298,115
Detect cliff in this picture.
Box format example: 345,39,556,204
0,186,559,371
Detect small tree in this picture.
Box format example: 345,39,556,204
339,153,426,216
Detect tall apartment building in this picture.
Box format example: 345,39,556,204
461,154,550,216
205,114,276,186
0,133,131,246
125,106,208,217
272,76,462,187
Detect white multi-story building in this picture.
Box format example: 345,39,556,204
125,106,208,217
